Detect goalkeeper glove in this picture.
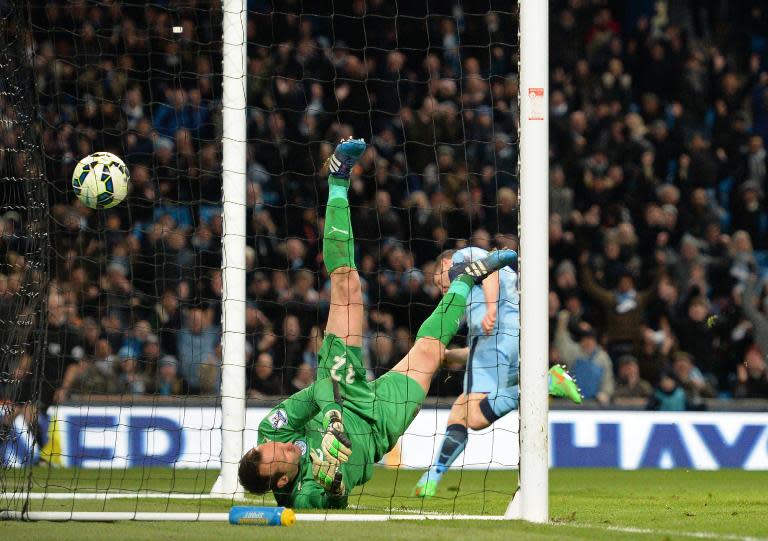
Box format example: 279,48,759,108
310,449,346,497
321,409,352,464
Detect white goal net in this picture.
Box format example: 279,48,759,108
1,0,548,523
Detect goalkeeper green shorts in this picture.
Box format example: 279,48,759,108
317,333,426,459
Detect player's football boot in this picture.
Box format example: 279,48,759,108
326,137,367,180
411,474,438,498
548,364,583,404
448,249,518,284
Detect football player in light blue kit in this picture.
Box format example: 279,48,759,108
413,246,581,497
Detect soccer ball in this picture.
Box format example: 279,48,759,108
71,152,130,209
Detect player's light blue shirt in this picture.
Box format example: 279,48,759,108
452,247,520,336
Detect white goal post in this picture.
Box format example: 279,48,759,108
505,0,550,524
210,0,248,498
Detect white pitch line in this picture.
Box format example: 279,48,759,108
1,492,241,501
554,521,768,541
296,514,508,522
0,511,230,522
0,511,508,522
346,504,450,515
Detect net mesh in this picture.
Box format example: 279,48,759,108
1,0,520,517
0,0,50,510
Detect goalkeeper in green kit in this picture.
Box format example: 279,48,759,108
238,137,532,509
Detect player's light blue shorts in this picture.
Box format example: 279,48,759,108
464,328,519,394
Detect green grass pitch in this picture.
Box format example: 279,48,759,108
2,467,766,540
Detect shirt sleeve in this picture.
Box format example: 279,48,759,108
258,385,321,443
453,246,489,265
292,479,348,510
258,378,343,443
554,321,581,365
597,351,615,398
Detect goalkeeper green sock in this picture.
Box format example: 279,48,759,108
416,275,473,346
328,172,351,190
323,176,355,273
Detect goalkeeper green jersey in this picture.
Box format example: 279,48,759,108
257,333,426,509
257,390,348,509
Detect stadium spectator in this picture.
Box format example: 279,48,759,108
287,362,315,394
672,296,719,382
176,307,220,394
60,353,119,399
35,290,84,405
635,324,675,387
116,345,149,395
120,320,154,357
140,337,179,395
91,338,118,379
245,304,277,362
79,317,102,358
739,276,768,353
151,290,183,357
554,311,614,405
369,334,398,378
272,315,306,391
648,371,688,412
199,343,222,396
613,355,654,405
578,251,661,359
671,351,717,408
302,326,322,369
12,0,766,405
734,346,768,398
249,352,283,399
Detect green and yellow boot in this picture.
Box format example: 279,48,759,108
549,365,582,404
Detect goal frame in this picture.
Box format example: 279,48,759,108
212,0,551,523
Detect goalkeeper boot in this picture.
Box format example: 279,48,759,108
412,473,438,498
326,137,367,180
548,365,583,404
448,249,518,284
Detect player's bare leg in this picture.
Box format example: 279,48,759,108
325,267,363,347
389,335,447,393
322,137,366,347
446,393,493,430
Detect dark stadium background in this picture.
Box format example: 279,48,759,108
5,0,767,409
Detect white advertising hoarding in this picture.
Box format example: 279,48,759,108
3,407,768,470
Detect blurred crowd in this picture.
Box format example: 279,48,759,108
3,0,768,411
